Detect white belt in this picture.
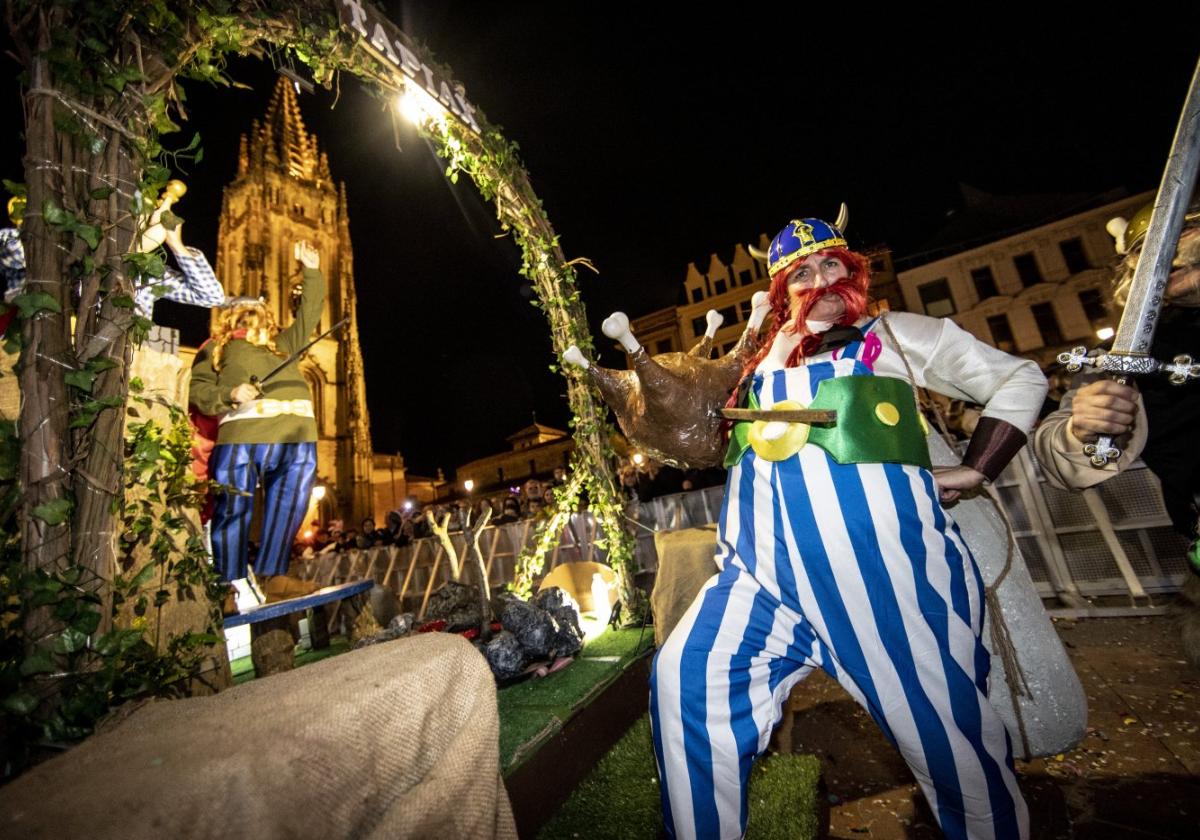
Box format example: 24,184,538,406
220,398,315,425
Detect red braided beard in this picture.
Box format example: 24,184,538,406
782,278,869,366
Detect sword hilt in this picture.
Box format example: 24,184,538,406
1084,438,1121,467
1057,346,1096,372
1165,354,1200,385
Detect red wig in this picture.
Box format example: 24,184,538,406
741,247,872,376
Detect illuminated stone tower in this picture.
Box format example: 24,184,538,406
215,77,374,525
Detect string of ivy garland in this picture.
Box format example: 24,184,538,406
361,61,639,607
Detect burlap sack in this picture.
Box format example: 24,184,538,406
1,633,516,840
651,525,720,646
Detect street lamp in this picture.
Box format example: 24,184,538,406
312,484,327,502
396,85,447,127
632,452,645,466
1096,326,1115,341
464,479,475,493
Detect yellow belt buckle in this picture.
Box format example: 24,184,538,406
747,400,811,461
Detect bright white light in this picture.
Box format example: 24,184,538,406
403,500,413,511
464,479,475,493
303,529,313,540
632,452,645,466
396,85,447,127
1096,327,1115,341
312,485,327,502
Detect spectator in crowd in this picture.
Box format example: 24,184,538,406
550,466,568,486
357,517,391,549
383,510,407,546
495,496,522,524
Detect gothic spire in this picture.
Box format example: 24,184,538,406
260,76,320,181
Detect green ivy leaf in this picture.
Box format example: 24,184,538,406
74,223,102,250
72,609,102,635
32,498,72,525
19,652,56,676
12,292,62,319
64,368,98,392
41,199,69,227
53,628,88,654
2,691,39,716
128,562,158,592
90,186,115,200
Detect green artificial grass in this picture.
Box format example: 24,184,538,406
579,625,655,663
498,657,621,770
538,716,822,840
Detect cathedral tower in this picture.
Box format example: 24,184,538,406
215,77,374,525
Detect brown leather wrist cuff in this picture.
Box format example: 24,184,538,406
962,416,1028,481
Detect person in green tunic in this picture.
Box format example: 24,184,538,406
189,240,323,600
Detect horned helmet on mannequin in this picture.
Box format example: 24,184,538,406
1107,199,1200,308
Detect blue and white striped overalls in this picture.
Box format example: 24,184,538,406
650,332,1028,840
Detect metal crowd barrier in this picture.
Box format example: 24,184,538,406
299,460,1186,618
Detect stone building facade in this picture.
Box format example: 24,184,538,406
896,191,1151,366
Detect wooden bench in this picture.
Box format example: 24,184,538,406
224,579,375,676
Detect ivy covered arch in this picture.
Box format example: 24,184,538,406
3,0,633,753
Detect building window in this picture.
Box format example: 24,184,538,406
718,305,738,325
987,314,1016,352
690,287,704,304
1059,237,1090,274
655,339,673,354
691,316,708,337
918,278,956,317
970,266,999,300
739,269,753,286
1013,253,1043,286
1031,302,1063,346
723,342,736,354
740,300,753,320
1078,288,1107,323
712,278,727,296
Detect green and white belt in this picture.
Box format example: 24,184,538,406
724,375,932,469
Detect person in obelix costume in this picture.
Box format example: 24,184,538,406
188,240,324,605
574,211,1049,839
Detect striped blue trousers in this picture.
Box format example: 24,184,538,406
209,442,317,581
650,361,1028,840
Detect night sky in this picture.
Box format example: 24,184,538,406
2,7,1197,477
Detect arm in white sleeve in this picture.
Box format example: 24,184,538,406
885,312,1047,434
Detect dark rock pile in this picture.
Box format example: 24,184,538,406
350,581,586,681
424,580,485,632
482,588,585,681
352,612,415,649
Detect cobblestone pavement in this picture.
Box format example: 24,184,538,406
785,615,1200,839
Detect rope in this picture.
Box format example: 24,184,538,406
879,313,1034,755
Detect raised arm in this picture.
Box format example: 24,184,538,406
276,240,325,354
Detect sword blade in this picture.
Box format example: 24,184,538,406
256,317,350,387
